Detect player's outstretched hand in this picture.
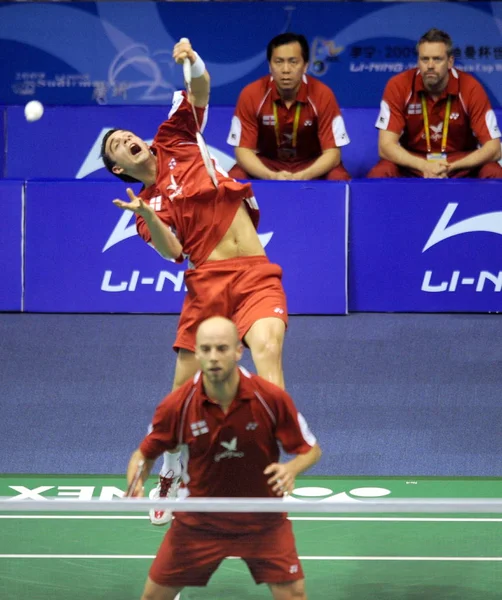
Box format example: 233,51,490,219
113,188,150,216
173,38,196,66
264,462,295,497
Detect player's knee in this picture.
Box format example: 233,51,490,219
252,334,283,363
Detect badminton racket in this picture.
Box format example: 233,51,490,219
179,37,218,188
125,459,145,498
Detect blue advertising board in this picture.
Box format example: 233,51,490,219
1,2,502,108
0,181,23,311
349,180,502,312
24,180,348,315
5,105,237,180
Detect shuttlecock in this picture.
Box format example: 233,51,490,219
24,100,44,122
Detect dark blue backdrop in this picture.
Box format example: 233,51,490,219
1,1,502,108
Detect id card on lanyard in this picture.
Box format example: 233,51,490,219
273,102,302,160
421,93,452,161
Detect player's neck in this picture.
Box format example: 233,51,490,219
203,370,240,413
279,87,299,109
137,155,158,188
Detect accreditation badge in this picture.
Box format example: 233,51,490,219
426,153,447,161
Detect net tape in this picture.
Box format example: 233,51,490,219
1,497,502,513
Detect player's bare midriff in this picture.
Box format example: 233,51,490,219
206,202,265,262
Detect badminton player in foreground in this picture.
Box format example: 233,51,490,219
101,39,289,526
126,316,322,600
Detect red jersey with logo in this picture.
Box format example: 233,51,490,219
375,67,501,154
136,91,260,268
227,74,350,164
140,366,317,533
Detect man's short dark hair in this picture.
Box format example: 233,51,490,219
100,128,141,184
417,28,453,57
267,33,310,63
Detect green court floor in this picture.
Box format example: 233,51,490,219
1,475,501,599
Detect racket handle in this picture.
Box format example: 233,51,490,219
179,37,192,85
125,459,145,497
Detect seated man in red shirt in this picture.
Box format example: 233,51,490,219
101,39,288,526
367,28,502,179
227,32,351,181
127,316,322,600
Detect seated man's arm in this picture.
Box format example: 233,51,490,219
291,148,340,181
447,138,501,173
379,130,447,178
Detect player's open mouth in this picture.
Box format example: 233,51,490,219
130,143,142,156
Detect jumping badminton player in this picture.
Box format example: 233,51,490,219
101,39,289,525
126,316,321,600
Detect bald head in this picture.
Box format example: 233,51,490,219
195,317,243,383
196,316,239,346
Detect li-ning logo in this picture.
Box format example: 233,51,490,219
191,420,209,437
214,437,245,462
422,203,502,252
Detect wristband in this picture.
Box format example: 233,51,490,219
190,53,206,79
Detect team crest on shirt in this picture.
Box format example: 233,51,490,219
262,114,276,126
214,437,245,462
148,196,162,211
407,103,422,115
430,123,443,141
191,420,209,436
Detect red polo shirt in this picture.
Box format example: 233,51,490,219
140,366,317,533
227,74,350,164
136,91,259,268
375,67,501,154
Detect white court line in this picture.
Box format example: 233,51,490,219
1,515,502,522
0,554,501,561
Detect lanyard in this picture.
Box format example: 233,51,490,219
421,93,452,153
273,102,302,148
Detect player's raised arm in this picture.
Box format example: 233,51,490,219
173,38,210,108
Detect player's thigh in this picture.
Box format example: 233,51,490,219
141,577,182,600
243,520,304,586
149,520,225,588
233,260,288,345
269,579,307,600
172,348,198,391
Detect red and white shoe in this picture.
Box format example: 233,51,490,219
148,472,180,526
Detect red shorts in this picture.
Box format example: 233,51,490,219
173,256,288,352
149,518,304,587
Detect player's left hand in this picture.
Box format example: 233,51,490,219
173,39,196,66
264,462,295,497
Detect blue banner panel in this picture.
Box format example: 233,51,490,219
0,181,23,311
5,105,238,181
7,105,502,181
1,2,501,108
349,180,502,312
24,181,347,315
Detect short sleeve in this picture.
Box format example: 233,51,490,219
227,86,259,149
316,86,350,149
139,397,180,459
463,78,501,144
273,390,317,455
376,77,406,134
154,91,208,149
